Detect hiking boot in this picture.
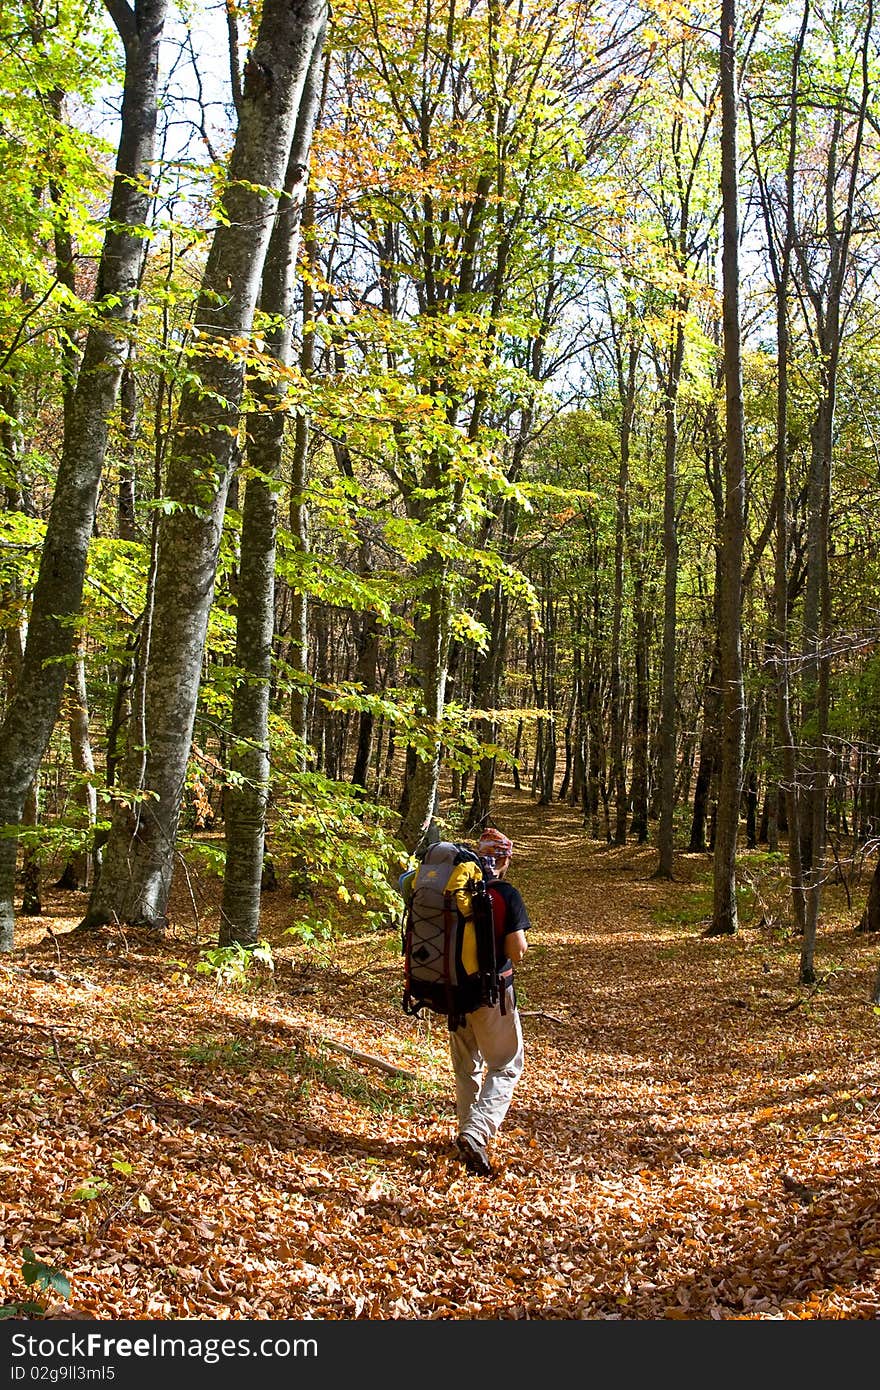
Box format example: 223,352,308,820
455,1133,493,1177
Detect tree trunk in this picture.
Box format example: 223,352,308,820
586,667,608,840
398,552,451,852
656,326,685,878
56,640,98,890
220,30,326,947
531,582,557,808
117,355,139,543
793,0,870,979
558,686,574,805
20,781,41,917
708,0,746,939
350,610,380,789
800,419,832,983
762,661,779,852
629,568,650,843
288,189,319,761
689,646,721,853
610,340,637,843
82,0,330,932
0,0,168,951
511,719,523,792
744,770,758,851
351,531,381,789
465,580,508,833
856,853,880,934
749,0,809,934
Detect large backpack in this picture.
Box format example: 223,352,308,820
401,841,505,1030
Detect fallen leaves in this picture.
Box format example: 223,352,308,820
2,789,880,1319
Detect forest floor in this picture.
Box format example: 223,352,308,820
2,784,880,1321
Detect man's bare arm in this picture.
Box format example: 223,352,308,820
505,930,528,965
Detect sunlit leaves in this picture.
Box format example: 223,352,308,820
0,0,118,380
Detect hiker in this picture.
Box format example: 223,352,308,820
450,827,530,1177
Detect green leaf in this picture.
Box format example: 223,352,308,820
0,1301,46,1318
20,1249,71,1298
70,1180,110,1201
45,1270,72,1299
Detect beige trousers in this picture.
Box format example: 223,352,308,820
449,987,524,1146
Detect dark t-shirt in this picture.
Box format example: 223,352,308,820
488,879,531,968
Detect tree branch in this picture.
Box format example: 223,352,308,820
103,0,136,47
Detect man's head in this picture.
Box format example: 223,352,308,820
477,827,513,880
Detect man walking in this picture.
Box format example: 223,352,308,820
452,827,530,1177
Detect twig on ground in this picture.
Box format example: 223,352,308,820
49,1029,84,1093
520,1010,567,1023
307,1033,420,1080
111,920,130,956
44,921,63,964
101,1101,153,1124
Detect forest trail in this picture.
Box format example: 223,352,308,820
2,784,880,1320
